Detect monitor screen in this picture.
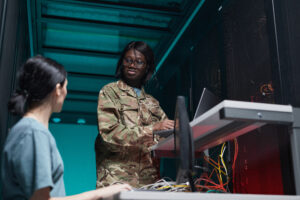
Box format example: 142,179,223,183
193,87,220,120
174,96,196,192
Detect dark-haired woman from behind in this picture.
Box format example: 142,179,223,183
95,41,174,188
1,55,131,200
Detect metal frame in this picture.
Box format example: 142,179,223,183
154,0,206,73
0,0,8,61
290,108,300,194
109,191,300,200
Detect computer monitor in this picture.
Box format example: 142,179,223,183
174,96,196,192
193,87,220,120
153,88,219,138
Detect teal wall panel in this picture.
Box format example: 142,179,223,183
49,123,98,195
44,52,118,76
43,24,121,52
42,1,171,28
62,99,97,113
67,75,115,93
42,23,159,53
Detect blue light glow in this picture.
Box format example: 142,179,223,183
52,117,61,123
77,118,86,124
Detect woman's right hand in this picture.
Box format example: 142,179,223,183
153,119,174,131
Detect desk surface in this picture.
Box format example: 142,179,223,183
151,100,293,157
108,191,300,200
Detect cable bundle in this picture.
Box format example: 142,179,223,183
135,139,239,193
194,138,239,193
138,178,192,192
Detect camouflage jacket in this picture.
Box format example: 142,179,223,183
95,80,167,188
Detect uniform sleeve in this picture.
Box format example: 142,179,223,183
97,87,155,151
12,131,53,198
148,97,168,122
157,107,167,121
145,95,169,140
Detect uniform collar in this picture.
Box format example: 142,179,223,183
117,80,146,99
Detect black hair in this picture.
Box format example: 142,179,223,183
8,55,67,115
115,41,155,85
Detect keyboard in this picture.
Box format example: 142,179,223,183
153,129,174,138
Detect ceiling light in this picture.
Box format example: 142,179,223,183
52,117,61,123
77,118,86,124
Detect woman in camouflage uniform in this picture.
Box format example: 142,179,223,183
95,41,174,188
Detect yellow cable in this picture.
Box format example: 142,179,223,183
204,156,226,175
220,143,228,176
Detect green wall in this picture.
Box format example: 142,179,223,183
49,123,98,195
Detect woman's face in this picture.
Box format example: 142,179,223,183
122,49,147,88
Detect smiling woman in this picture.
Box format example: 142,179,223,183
115,41,156,88
95,41,175,188
121,49,148,88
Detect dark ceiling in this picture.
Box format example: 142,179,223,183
27,0,202,125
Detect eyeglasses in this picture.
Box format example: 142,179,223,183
123,57,146,68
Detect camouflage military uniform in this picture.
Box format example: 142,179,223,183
95,80,168,188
